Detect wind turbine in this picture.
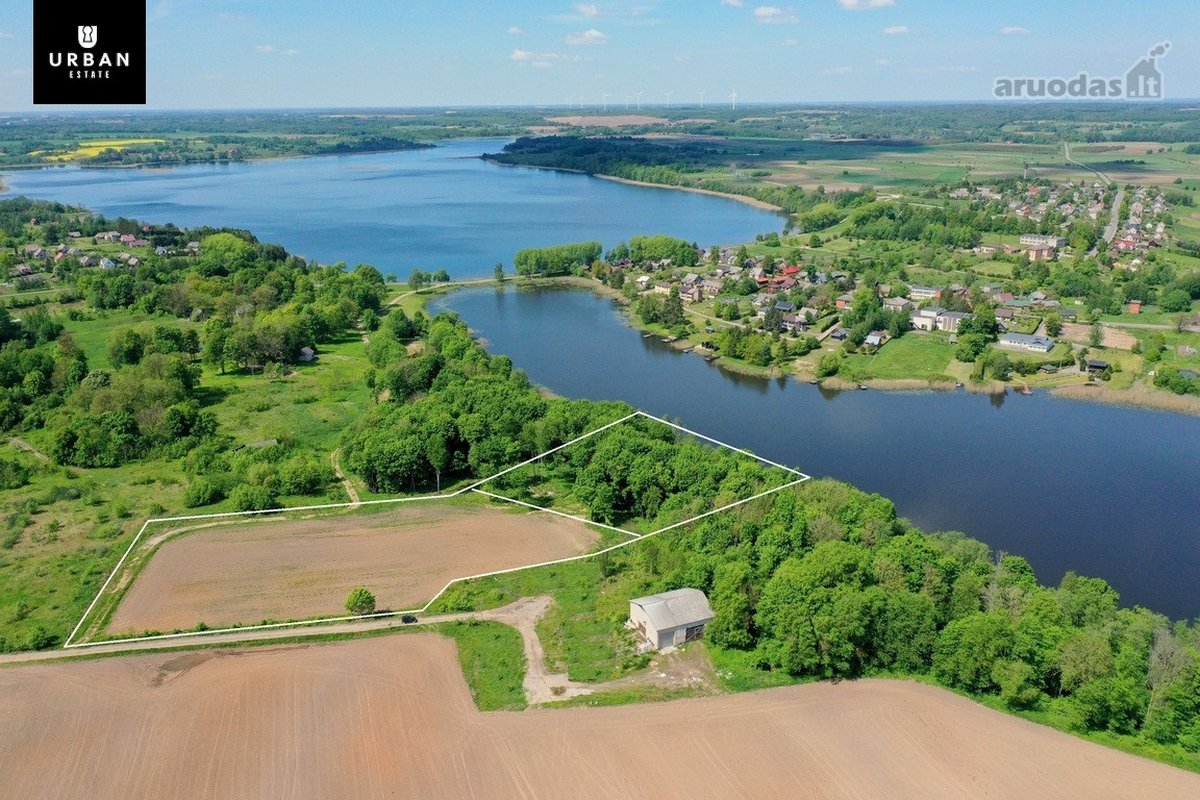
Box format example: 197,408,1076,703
579,93,587,108
730,89,738,111
665,90,673,107
625,94,631,110
601,90,610,111
697,89,706,109
567,94,575,109
634,90,644,111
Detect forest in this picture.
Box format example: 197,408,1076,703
341,311,1200,766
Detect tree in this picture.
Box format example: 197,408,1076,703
708,560,755,649
1044,312,1063,337
1160,288,1192,313
932,611,1015,692
1089,322,1104,349
493,262,505,284
409,268,427,292
345,587,377,615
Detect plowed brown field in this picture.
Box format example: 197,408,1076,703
2,635,1196,799
108,504,596,633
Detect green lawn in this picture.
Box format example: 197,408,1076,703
844,333,956,382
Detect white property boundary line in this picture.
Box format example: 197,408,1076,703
62,411,810,650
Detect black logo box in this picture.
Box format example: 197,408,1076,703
33,1,146,104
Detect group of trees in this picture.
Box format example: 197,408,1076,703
607,235,699,267
514,241,603,277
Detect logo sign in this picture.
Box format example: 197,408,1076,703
993,43,1171,101
34,2,145,104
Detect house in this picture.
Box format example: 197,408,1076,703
773,300,795,314
864,330,888,348
1020,233,1066,248
99,257,116,269
781,313,804,333
936,311,971,334
908,285,941,301
1086,359,1109,375
119,233,137,245
652,282,672,295
998,333,1055,353
681,273,701,287
629,589,714,652
127,257,141,267
635,275,652,291
1027,244,1057,262
701,279,723,298
95,231,121,243
1127,300,1142,314
186,241,201,252
830,328,849,342
680,285,703,303
835,293,854,310
994,307,1015,321
910,306,944,332
67,231,82,239
155,246,170,256
882,297,912,314
298,346,316,363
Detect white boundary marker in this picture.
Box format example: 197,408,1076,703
62,411,810,650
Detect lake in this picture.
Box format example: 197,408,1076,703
5,144,1197,619
2,139,781,279
437,286,1200,620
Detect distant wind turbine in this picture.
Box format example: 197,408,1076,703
601,90,611,112
567,94,575,109
634,90,644,111
625,94,631,110
697,89,706,109
730,89,738,111
579,93,587,107
665,90,673,107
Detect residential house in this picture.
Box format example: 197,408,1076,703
908,285,941,301
1020,233,1066,248
910,307,944,332
1086,359,1109,374
1027,244,1057,262
864,330,888,348
935,311,971,333
1127,300,1142,314
835,293,854,311
635,275,652,291
998,333,1055,353
652,282,672,295
830,328,849,341
882,297,912,314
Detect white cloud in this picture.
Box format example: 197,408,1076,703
565,28,608,45
1000,26,1031,35
721,0,745,6
883,25,908,34
255,44,299,56
217,12,252,23
875,58,894,65
837,0,894,9
4,68,31,79
151,1,175,20
821,66,853,75
0,29,14,39
512,49,579,69
507,26,524,34
783,38,798,46
576,3,600,16
754,6,798,24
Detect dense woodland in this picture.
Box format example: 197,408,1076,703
346,312,1200,760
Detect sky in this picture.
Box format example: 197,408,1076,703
1,0,1196,110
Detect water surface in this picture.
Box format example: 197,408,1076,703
439,286,1200,620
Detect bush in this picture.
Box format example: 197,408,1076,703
229,484,277,512
0,456,31,490
183,477,225,508
345,587,377,615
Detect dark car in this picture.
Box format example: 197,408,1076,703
400,614,418,624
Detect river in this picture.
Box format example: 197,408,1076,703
437,286,1200,620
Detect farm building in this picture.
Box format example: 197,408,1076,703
629,588,714,652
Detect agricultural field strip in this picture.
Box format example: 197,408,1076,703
61,410,810,650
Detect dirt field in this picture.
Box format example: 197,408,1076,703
1060,322,1138,351
107,504,596,633
2,636,1197,800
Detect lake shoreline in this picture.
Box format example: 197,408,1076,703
435,278,1200,418
483,158,785,213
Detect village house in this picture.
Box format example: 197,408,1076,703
629,588,714,652
1026,244,1057,262
652,281,672,296
908,285,941,301
95,231,121,243
835,293,854,311
998,333,1055,353
781,313,804,333
1086,359,1109,375
910,307,944,332
935,311,971,333
882,297,912,314
864,330,888,349
635,275,652,291
1020,233,1066,248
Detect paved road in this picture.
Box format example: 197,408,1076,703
1064,142,1123,252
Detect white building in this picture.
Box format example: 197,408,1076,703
629,588,714,651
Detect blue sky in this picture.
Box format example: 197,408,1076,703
1,0,1196,109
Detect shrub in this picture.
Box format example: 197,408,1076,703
183,478,225,508
345,587,377,615
229,484,277,512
